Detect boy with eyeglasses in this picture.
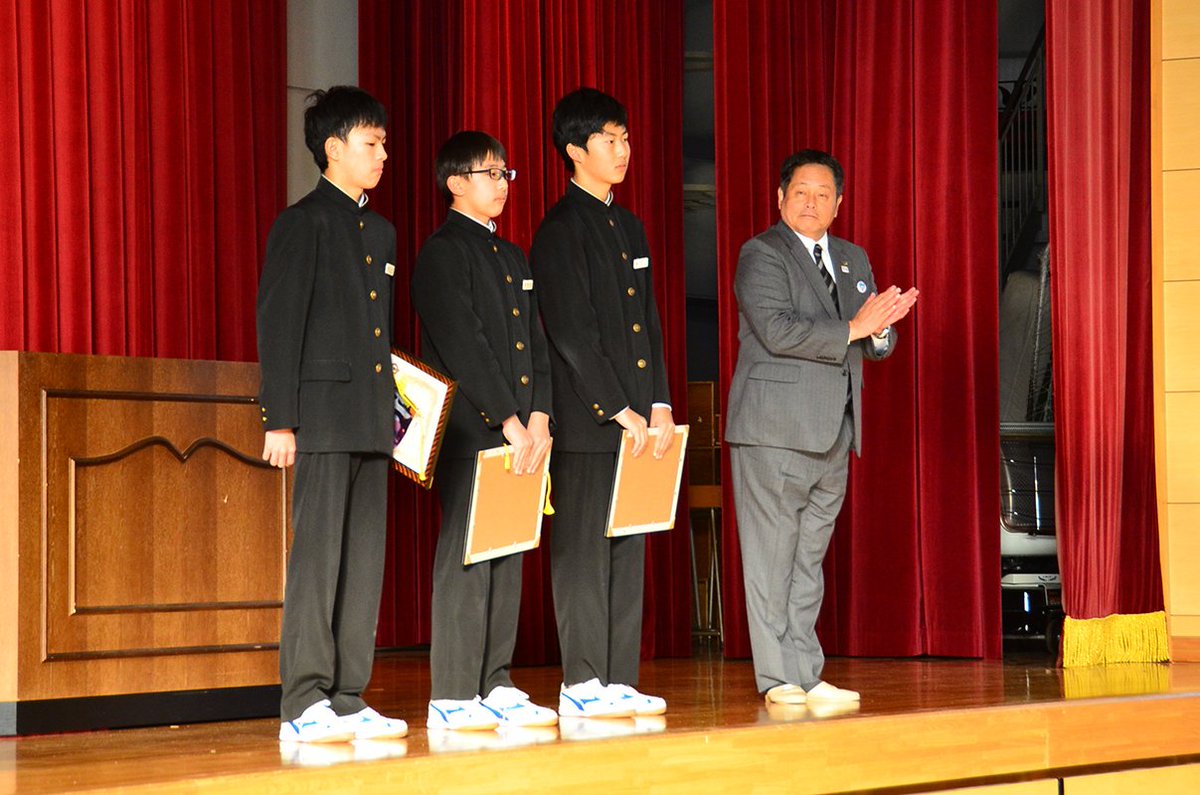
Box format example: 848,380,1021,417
258,86,408,744
411,130,557,731
530,88,674,718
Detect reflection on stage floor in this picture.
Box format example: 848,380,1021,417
5,650,1200,794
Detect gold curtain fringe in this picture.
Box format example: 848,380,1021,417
1062,611,1169,667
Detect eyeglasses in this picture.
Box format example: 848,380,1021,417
462,167,517,182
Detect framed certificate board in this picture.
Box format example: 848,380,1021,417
463,444,552,564
391,349,455,489
605,425,689,537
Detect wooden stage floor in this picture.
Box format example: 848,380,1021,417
5,650,1200,794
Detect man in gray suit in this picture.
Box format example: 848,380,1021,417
726,149,917,705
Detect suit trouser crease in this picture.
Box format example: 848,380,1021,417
430,457,523,700
550,451,645,687
279,452,389,720
731,413,851,693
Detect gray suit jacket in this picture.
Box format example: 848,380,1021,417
725,221,895,456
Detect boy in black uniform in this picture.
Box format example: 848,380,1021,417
530,88,675,718
258,86,408,743
412,131,557,731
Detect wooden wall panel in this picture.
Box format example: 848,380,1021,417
1167,504,1200,617
1164,392,1200,503
1162,171,1200,281
1169,615,1200,637
1161,60,1200,171
1163,282,1200,391
2,353,289,703
1158,0,1200,665
1162,0,1200,60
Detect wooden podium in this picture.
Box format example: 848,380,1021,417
0,352,287,735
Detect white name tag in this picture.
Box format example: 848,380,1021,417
385,262,396,277
632,257,649,270
522,279,534,291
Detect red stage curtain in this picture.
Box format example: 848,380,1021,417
359,0,692,661
0,0,285,360
356,0,454,658
714,0,1002,659
1045,1,1162,641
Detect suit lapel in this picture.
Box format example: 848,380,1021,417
827,237,855,317
769,222,839,318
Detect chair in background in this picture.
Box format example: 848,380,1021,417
687,381,723,645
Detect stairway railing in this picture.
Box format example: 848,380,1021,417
999,28,1046,272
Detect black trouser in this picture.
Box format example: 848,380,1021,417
549,451,645,687
429,457,524,700
279,452,389,721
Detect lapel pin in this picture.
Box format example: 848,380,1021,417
840,262,850,274
856,280,867,293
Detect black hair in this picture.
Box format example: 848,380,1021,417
779,149,845,196
304,86,388,172
434,131,508,204
551,87,628,172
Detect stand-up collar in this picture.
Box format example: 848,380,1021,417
315,176,370,215
566,179,614,209
447,208,497,237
